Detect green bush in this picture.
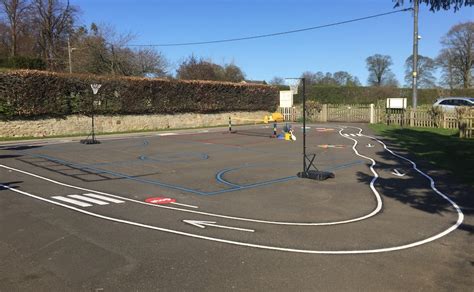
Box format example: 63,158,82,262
294,85,474,105
0,70,279,119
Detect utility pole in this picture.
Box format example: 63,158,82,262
68,35,73,73
412,0,419,108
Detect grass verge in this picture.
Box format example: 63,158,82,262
369,124,473,185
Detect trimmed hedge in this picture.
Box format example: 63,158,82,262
0,70,279,119
294,85,474,105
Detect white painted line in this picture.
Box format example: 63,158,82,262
82,193,124,203
183,220,255,232
171,202,198,209
158,133,177,136
342,134,349,137
69,194,109,205
51,196,92,207
356,134,362,136
350,133,356,137
0,138,381,226
0,179,463,254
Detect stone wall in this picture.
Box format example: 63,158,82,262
0,111,269,138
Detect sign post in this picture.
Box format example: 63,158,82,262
80,84,102,145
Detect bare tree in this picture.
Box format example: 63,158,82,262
222,63,245,82
0,0,29,57
437,21,473,88
32,0,77,68
269,76,285,85
437,48,463,89
176,56,244,82
366,54,396,86
131,48,168,77
393,0,472,11
176,56,219,81
404,54,437,88
0,20,9,56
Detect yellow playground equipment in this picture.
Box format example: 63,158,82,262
263,112,284,124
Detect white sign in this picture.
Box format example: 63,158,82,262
386,98,407,109
90,84,102,95
279,90,293,107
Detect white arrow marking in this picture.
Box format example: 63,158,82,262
183,220,255,233
366,143,374,148
392,169,405,177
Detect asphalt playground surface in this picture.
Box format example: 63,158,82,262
0,123,472,291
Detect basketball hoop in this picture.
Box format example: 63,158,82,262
286,79,300,95
90,84,102,95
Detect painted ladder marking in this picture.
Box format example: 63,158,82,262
69,194,109,205
51,196,92,207
82,193,125,203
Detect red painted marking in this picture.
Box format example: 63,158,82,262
145,197,176,205
316,128,335,132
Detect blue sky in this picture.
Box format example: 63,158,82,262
71,0,472,85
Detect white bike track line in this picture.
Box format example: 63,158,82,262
0,127,464,254
0,127,381,226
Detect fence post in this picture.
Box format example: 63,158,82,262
409,109,414,127
321,104,328,122
369,104,375,124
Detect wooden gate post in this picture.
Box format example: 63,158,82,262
369,104,375,124
321,104,328,122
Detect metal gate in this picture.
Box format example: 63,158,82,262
327,104,371,122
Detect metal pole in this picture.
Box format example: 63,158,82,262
68,36,72,74
412,0,419,108
302,77,306,174
91,101,95,142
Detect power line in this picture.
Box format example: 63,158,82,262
128,8,412,47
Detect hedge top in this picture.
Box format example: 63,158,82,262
0,70,279,119
3,69,274,88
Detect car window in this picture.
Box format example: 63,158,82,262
440,100,453,105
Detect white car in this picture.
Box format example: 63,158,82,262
433,97,474,111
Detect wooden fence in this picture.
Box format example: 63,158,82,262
459,116,474,138
279,104,473,139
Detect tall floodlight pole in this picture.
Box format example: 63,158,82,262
412,0,419,108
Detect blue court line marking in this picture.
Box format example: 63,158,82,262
215,160,365,189
17,151,365,196
20,153,292,195
24,153,209,195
